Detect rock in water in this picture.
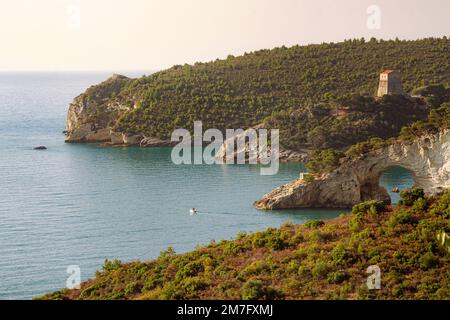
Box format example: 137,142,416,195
34,146,47,150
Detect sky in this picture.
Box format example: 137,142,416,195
0,0,448,71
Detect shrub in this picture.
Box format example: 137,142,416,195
143,273,164,291
346,138,388,157
367,248,381,264
251,232,267,248
124,282,139,296
352,200,386,217
349,216,362,232
430,190,450,217
224,241,250,254
304,220,325,229
311,261,330,279
388,209,415,228
241,279,278,300
181,276,209,294
434,288,450,299
327,271,349,284
297,266,310,277
236,231,248,240
411,197,428,212
306,149,345,174
288,232,304,246
419,252,439,270
331,244,354,266
240,260,271,277
286,260,300,274
102,259,122,273
310,230,334,243
159,247,176,259
267,232,290,251
399,188,425,206
251,230,289,251
175,261,204,281
217,280,237,293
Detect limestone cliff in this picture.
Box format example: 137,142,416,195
215,126,308,163
255,130,450,209
65,74,140,144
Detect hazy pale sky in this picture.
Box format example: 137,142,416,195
0,0,448,71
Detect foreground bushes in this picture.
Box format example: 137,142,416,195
399,188,425,206
241,279,280,300
352,200,386,217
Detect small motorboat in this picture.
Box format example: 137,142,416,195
392,187,400,193
189,208,198,216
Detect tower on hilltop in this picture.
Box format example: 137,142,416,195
377,70,404,97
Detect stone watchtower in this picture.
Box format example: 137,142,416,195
377,70,404,97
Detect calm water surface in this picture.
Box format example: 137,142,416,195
0,72,413,299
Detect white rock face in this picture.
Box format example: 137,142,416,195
255,130,450,209
65,74,134,143
215,127,307,163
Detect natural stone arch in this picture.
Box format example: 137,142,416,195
354,160,422,205
376,165,416,202
255,130,450,209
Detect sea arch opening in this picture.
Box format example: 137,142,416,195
378,165,416,204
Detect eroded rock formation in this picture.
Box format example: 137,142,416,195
65,74,140,145
215,127,308,163
255,130,450,209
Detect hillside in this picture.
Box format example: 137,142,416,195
264,94,429,151
65,37,450,151
40,189,450,300
302,97,450,177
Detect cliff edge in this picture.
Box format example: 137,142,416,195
65,74,140,144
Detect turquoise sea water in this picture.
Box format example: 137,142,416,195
0,73,413,299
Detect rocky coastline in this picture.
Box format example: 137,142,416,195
64,74,307,160
255,129,450,209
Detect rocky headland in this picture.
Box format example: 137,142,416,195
65,74,173,147
255,129,450,209
65,74,133,143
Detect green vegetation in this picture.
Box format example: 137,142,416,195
305,84,450,173
398,102,450,141
39,189,450,300
265,94,428,151
399,188,426,206
81,38,449,151
412,84,450,108
304,220,326,229
79,74,133,129
306,149,344,174
351,200,386,217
